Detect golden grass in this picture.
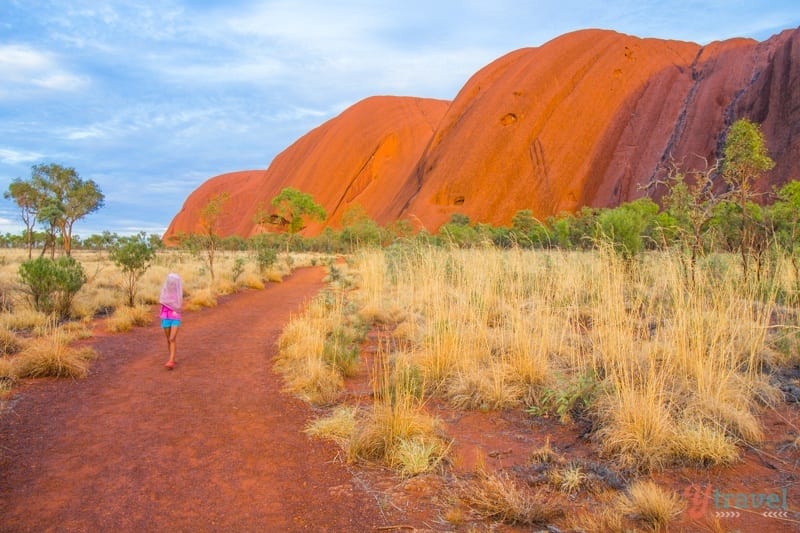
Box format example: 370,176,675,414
348,398,449,476
593,385,676,472
15,328,96,378
616,479,684,530
106,305,153,333
305,405,358,447
240,272,265,290
324,246,789,473
347,345,449,475
0,357,18,392
213,277,237,295
275,310,343,405
185,288,218,311
275,244,795,505
0,308,49,331
0,327,25,355
458,469,561,525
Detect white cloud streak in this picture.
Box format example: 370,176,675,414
0,44,87,95
0,148,45,165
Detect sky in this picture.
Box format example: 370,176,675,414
1,1,798,238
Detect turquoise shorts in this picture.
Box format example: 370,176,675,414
161,318,181,328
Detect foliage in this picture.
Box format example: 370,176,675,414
18,256,87,318
721,118,775,278
340,204,383,250
109,232,158,306
28,163,104,257
268,187,327,246
4,178,42,258
438,213,480,247
770,180,800,286
248,234,278,272
197,192,230,281
527,371,597,423
596,198,659,259
231,257,246,282
510,209,551,248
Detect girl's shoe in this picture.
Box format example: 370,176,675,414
165,361,175,369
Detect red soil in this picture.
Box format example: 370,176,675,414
0,267,387,532
2,268,799,532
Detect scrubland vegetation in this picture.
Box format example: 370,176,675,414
5,120,799,529
279,244,799,529
0,248,315,393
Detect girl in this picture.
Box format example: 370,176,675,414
159,273,183,369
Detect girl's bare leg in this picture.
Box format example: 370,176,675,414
164,326,178,366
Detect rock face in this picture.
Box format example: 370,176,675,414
164,27,800,240
164,96,449,238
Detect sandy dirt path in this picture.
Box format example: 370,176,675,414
0,267,384,532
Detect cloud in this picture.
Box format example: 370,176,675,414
1,0,798,238
0,44,87,95
0,148,44,165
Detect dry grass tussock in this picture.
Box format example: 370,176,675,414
457,468,562,526
15,326,96,378
275,292,348,405
281,246,798,478
0,327,25,356
106,305,152,333
299,319,450,475
616,479,684,530
0,356,19,392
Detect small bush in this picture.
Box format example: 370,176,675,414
0,357,19,391
255,246,277,273
0,309,49,332
18,256,87,318
305,406,358,447
106,305,152,333
458,469,561,525
0,328,24,355
185,288,217,310
16,332,95,378
109,232,157,306
616,480,684,530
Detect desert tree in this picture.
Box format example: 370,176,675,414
109,232,158,306
596,198,660,260
267,187,326,253
38,199,63,259
721,118,775,279
770,180,800,290
197,192,230,281
30,163,104,257
4,178,42,258
657,160,726,283
340,204,382,251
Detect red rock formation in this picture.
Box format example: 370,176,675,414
164,27,800,241
164,96,449,239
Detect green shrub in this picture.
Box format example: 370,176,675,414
18,256,87,318
109,232,157,306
